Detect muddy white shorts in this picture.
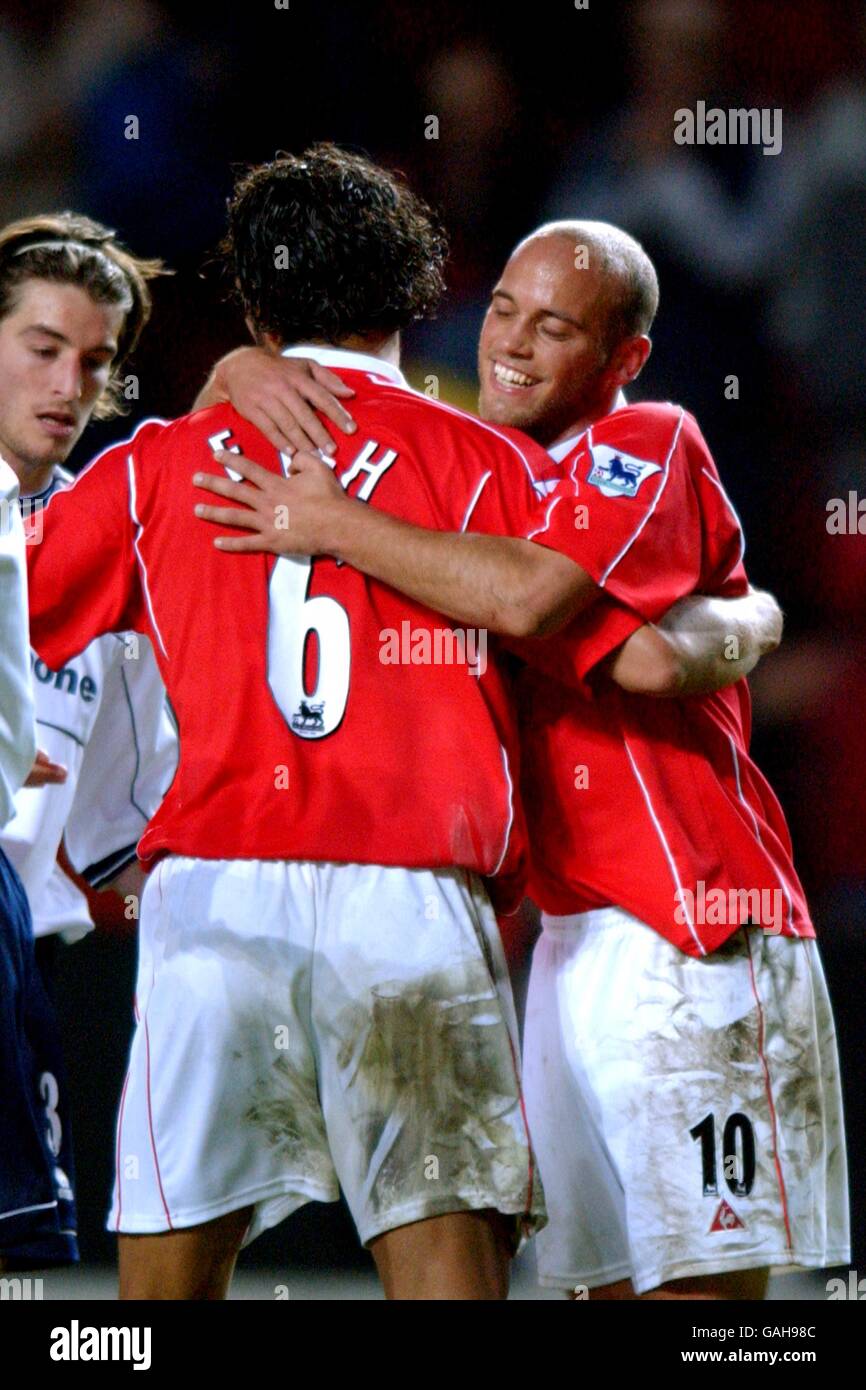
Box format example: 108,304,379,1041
523,906,849,1294
109,856,544,1248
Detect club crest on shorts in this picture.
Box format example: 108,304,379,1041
708,1198,746,1233
587,444,662,498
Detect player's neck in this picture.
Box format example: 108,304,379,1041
331,332,401,367
546,388,623,449
1,451,56,498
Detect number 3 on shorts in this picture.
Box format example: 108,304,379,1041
267,553,351,739
40,1070,62,1156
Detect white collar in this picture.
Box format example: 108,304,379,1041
546,388,628,461
21,466,71,502
280,344,408,388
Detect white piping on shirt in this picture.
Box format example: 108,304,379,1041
597,407,685,589
461,471,494,532
624,736,707,955
490,741,517,879
727,734,798,936
701,467,747,568
127,453,168,659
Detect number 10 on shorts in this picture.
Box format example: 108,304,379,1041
690,1111,756,1196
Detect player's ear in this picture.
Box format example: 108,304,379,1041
611,334,651,388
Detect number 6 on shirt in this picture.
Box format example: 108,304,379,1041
267,554,351,739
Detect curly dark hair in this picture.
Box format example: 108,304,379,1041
222,144,448,345
0,212,167,418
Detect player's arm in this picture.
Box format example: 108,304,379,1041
193,450,783,687
192,374,775,691
192,360,596,634
607,589,783,696
297,505,594,637
194,448,597,637
193,346,358,458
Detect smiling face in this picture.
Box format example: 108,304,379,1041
0,278,123,486
477,233,634,447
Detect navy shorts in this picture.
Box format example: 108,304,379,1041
0,847,78,1268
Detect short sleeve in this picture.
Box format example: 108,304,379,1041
508,595,646,693
529,404,704,622
64,635,177,880
27,430,153,667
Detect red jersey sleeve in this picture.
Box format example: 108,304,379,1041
529,403,706,622
27,423,159,667
516,596,647,692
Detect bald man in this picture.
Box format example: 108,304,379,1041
193,220,848,1301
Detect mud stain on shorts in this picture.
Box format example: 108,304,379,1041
244,1051,334,1188
609,937,836,1268
334,959,531,1220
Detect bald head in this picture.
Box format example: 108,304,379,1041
515,221,659,356
477,220,657,445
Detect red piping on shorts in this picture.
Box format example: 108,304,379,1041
144,1010,173,1229
745,934,793,1253
113,1067,131,1229
505,1027,535,1223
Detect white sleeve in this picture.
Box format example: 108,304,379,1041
0,459,36,829
1,717,83,924
62,633,178,884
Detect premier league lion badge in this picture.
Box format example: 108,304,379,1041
587,444,662,498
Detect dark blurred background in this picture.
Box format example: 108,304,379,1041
5,0,863,1288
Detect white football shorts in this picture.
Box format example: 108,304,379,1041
523,906,849,1294
109,856,544,1248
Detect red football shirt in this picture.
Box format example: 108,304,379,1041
26,350,558,909
513,401,814,956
